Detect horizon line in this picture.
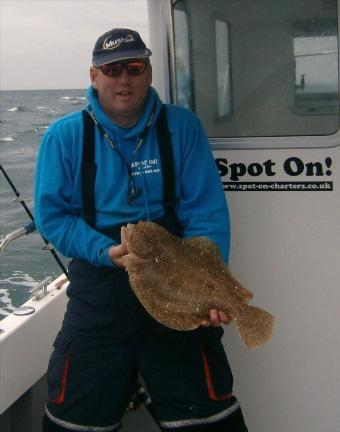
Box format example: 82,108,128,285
0,88,88,92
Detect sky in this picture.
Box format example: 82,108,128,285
0,0,149,90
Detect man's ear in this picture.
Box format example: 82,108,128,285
90,66,98,89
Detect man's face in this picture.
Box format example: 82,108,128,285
90,60,152,127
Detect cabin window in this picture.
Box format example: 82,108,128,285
293,18,339,115
173,0,339,142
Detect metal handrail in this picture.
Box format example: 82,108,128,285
0,223,36,254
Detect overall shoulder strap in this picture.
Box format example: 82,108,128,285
82,110,97,228
156,105,177,216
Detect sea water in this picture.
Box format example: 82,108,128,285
0,89,87,320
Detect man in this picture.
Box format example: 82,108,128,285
35,28,249,432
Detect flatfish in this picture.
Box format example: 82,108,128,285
122,221,275,349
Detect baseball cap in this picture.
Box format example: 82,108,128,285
92,28,152,66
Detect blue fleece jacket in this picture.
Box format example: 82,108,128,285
34,86,230,267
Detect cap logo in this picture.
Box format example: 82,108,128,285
103,34,134,50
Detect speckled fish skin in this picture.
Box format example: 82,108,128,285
122,221,275,349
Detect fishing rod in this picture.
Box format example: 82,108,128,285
0,163,68,276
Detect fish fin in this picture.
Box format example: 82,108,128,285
235,305,275,349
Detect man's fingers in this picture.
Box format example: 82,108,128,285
200,309,233,327
108,243,129,268
200,319,210,327
218,311,232,324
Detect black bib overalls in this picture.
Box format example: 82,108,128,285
43,106,247,432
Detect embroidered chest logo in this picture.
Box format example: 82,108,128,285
131,159,160,176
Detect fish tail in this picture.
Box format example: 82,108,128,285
235,305,275,349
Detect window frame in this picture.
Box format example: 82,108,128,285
170,0,340,149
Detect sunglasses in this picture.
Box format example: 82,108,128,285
97,60,149,78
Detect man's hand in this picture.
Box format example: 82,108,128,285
201,310,232,327
200,286,254,327
108,243,128,268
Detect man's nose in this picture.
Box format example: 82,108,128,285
117,67,130,82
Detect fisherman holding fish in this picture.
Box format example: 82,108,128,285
35,28,251,432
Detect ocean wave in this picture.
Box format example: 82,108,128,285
0,136,14,142
0,273,37,318
0,288,15,315
0,271,37,288
33,125,49,132
36,106,58,114
6,105,28,113
59,96,86,101
0,308,15,318
58,96,86,105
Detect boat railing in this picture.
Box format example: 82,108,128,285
0,222,36,255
